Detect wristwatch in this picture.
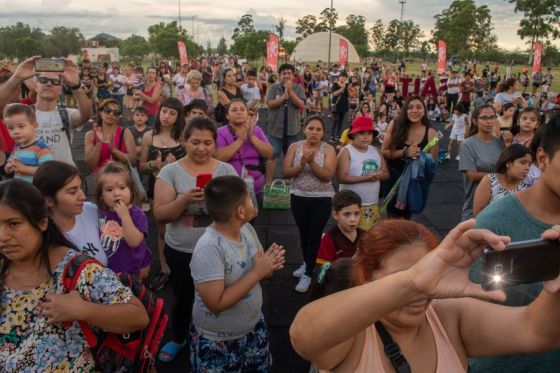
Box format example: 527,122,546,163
67,82,82,91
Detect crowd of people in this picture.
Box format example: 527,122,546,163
0,53,559,372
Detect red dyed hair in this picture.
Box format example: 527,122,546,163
354,220,440,285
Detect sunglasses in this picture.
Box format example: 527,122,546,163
102,107,121,116
37,76,61,86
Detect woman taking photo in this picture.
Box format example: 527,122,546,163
215,68,244,124
0,179,148,371
381,95,438,219
216,99,273,196
84,99,136,174
290,219,560,373
459,104,505,220
153,117,237,362
139,97,186,280
283,116,337,293
33,161,107,265
134,66,162,126
177,70,213,112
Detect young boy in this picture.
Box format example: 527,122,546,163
3,103,53,182
316,190,364,265
128,106,150,158
184,99,208,119
189,176,285,372
241,69,261,112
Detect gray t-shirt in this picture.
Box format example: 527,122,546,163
267,82,306,139
35,107,78,166
157,160,237,253
458,136,504,220
470,193,558,373
190,224,263,340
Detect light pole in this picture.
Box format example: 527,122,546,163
178,0,182,33
327,0,333,72
398,0,406,61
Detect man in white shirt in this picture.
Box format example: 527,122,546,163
172,64,189,96
446,70,462,115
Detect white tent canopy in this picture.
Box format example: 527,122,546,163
290,32,360,64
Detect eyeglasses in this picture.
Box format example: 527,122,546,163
102,108,121,116
478,115,497,121
36,76,61,86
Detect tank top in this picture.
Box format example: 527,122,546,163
386,125,431,175
488,173,528,203
339,144,382,205
290,142,335,198
353,306,465,373
142,83,160,117
92,126,127,173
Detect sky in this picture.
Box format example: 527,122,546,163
0,0,557,51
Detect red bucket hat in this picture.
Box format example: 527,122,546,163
349,116,378,137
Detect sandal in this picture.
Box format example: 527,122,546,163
158,340,187,362
147,271,169,292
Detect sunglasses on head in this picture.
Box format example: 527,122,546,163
37,76,61,86
102,107,121,116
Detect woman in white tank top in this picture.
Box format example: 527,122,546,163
337,117,389,230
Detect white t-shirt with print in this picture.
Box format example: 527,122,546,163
35,107,77,165
241,84,261,104
65,202,108,265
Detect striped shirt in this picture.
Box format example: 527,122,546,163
11,139,53,182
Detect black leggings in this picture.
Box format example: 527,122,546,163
332,111,347,138
446,93,459,113
165,245,194,342
290,195,332,277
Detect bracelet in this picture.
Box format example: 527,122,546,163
401,146,409,160
67,82,82,91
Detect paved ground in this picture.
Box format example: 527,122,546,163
150,112,465,372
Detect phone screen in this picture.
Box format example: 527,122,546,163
34,58,65,73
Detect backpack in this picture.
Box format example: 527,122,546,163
62,253,169,373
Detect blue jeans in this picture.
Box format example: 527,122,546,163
268,134,299,159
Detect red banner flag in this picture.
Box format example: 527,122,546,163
437,40,446,75
532,42,542,77
339,39,348,68
266,33,279,72
177,41,188,66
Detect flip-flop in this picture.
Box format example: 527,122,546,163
147,271,169,292
158,340,187,362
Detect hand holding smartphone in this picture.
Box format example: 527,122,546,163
196,173,212,189
481,239,560,290
34,58,65,73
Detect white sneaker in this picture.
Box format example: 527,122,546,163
292,263,306,278
445,153,451,160
455,155,460,161
295,275,312,293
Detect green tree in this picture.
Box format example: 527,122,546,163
431,0,498,55
400,20,425,54
89,33,120,48
369,19,385,52
15,37,43,59
120,35,149,63
276,17,287,41
295,15,322,40
283,40,297,56
147,21,202,59
46,26,85,57
336,15,369,57
206,40,212,55
217,36,228,55
510,0,560,49
0,22,44,58
318,8,338,31
232,14,255,41
230,30,268,60
382,20,401,51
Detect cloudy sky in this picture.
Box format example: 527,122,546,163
1,0,557,50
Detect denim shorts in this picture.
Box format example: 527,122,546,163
189,315,272,373
268,134,299,158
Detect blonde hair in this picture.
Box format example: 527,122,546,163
95,162,139,209
187,70,202,83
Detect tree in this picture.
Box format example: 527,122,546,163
336,15,369,57
370,19,385,51
217,36,228,55
295,15,321,40
400,20,425,54
206,40,212,55
230,30,268,60
46,26,85,57
120,35,149,64
0,22,44,58
382,20,401,51
276,17,287,41
319,7,338,31
15,37,43,59
510,0,560,49
431,0,498,55
283,40,297,56
232,14,255,41
89,33,120,48
147,21,202,59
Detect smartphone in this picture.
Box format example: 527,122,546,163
34,58,65,73
196,173,212,189
481,239,560,290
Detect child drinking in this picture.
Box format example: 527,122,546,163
189,175,285,372
336,117,389,230
3,104,53,182
512,107,540,147
97,162,152,280
445,102,468,161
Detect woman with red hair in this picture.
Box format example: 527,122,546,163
291,219,560,372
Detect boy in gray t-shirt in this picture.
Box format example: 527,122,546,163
190,176,285,371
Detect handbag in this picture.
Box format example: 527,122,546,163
263,179,290,210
